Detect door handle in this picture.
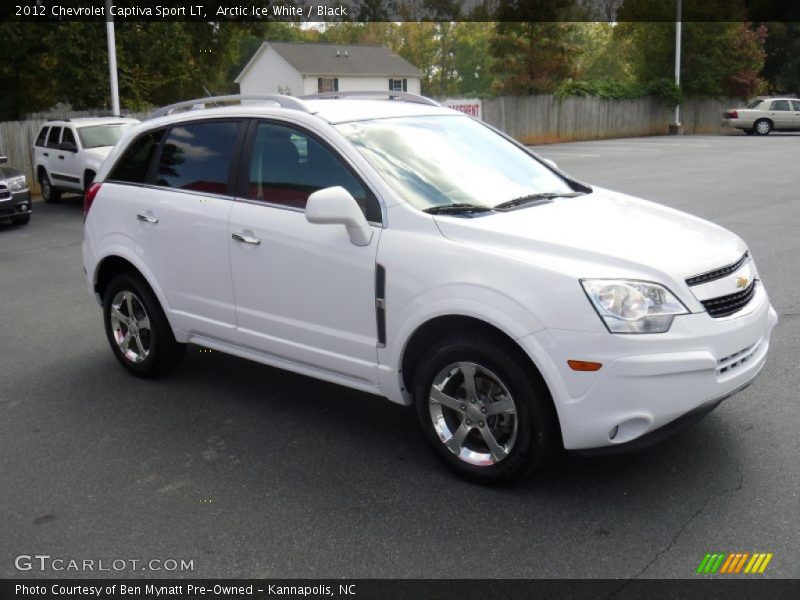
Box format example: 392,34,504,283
136,213,159,224
58,155,64,159
43,152,49,157
232,232,261,245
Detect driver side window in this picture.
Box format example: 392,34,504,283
245,122,381,223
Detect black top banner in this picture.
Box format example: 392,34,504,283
2,0,800,23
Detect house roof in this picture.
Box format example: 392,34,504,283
235,42,421,83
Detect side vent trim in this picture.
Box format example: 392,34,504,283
375,264,387,347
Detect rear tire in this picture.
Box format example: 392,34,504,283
10,213,30,225
754,119,772,136
103,273,185,378
39,171,61,203
413,332,559,484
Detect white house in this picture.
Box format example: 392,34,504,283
235,42,422,97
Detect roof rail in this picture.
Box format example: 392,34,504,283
301,91,441,107
148,94,311,120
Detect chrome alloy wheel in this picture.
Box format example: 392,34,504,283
428,362,518,466
110,290,152,364
755,120,771,134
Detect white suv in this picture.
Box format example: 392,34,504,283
33,117,139,202
82,93,778,483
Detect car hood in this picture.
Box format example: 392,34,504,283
0,165,23,180
83,147,114,160
433,188,746,281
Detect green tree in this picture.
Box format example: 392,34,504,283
761,22,800,94
490,22,582,94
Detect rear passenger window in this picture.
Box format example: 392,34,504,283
109,129,164,184
46,127,62,148
35,127,49,147
247,122,380,222
157,121,239,194
770,100,790,111
792,101,800,111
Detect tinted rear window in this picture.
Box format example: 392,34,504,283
108,129,164,184
157,121,239,194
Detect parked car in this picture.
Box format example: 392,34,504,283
723,97,800,135
0,155,31,225
83,93,777,483
33,117,139,202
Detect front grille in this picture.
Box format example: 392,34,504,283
686,252,749,287
701,280,757,318
0,185,9,200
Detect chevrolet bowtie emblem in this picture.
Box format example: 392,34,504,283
736,276,749,289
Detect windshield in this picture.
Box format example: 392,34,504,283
746,100,763,109
336,115,574,211
77,124,131,149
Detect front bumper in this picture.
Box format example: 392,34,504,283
0,189,32,217
520,284,778,450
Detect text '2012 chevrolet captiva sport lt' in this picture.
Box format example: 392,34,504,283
82,92,778,483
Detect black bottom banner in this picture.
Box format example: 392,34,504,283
2,579,799,600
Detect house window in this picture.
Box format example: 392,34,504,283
389,79,407,92
318,78,338,93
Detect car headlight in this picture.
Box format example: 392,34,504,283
7,175,27,192
581,279,689,333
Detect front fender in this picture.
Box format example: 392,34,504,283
377,284,546,405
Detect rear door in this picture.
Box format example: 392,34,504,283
134,119,245,342
44,126,65,183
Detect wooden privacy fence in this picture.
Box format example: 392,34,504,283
0,97,740,196
481,95,741,145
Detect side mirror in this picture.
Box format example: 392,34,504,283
59,142,78,153
305,186,373,247
0,156,7,164
543,158,558,170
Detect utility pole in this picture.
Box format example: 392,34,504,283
670,0,683,134
106,0,121,116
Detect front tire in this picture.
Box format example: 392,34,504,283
754,119,772,135
103,273,185,378
414,333,559,484
39,171,61,203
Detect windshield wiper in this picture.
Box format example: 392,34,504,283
423,203,494,215
494,191,586,211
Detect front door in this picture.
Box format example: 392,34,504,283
768,99,793,129
228,120,382,383
792,100,800,129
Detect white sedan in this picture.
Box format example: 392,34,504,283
723,97,800,135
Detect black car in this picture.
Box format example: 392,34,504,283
0,155,31,225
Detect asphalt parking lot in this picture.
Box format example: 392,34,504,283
1,134,798,581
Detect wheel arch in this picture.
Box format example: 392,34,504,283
93,252,180,338
399,314,549,399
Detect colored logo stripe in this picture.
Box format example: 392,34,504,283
698,552,772,574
